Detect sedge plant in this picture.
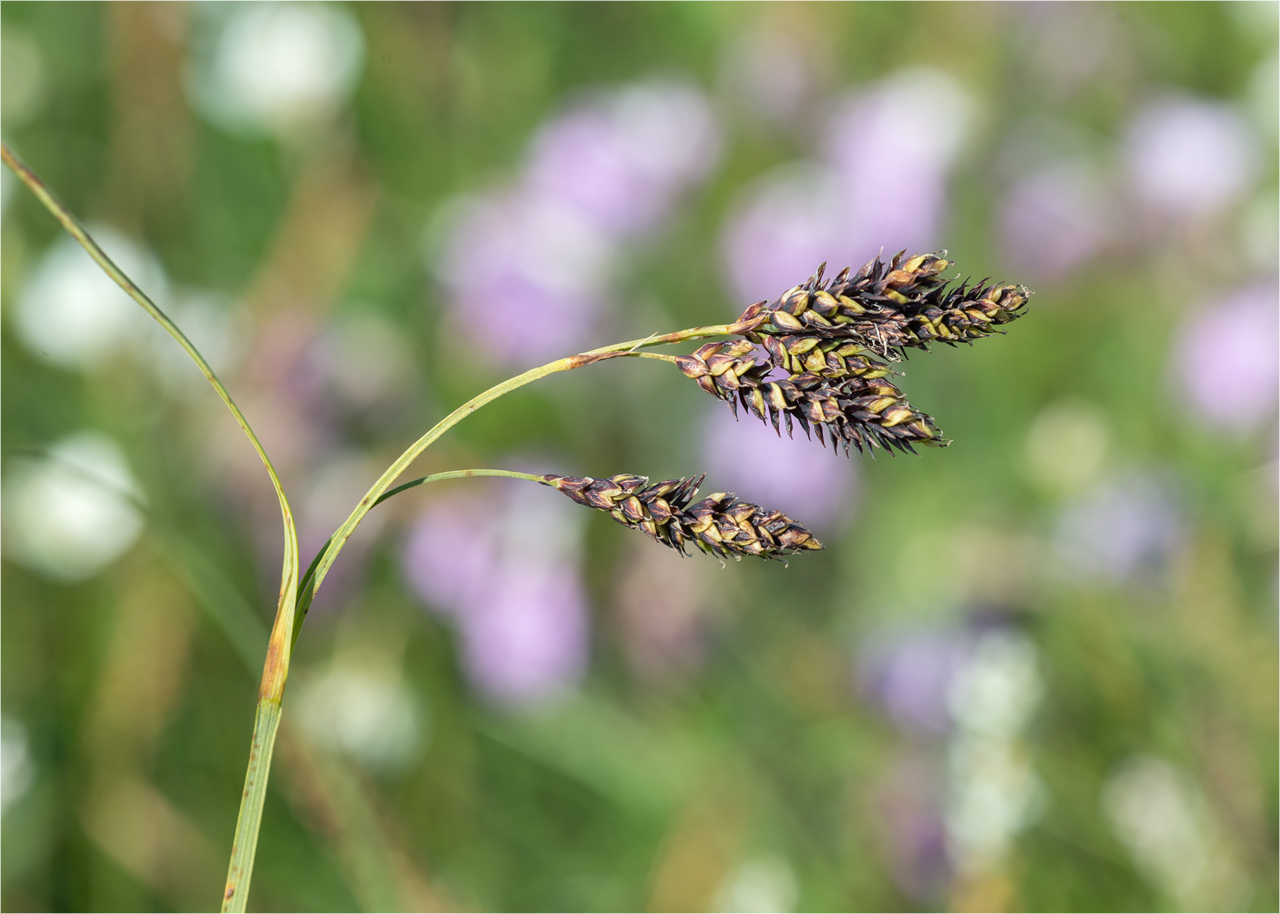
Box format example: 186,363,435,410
1,143,1029,911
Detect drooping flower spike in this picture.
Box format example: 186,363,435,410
675,251,1028,457
541,473,823,561
738,251,1030,354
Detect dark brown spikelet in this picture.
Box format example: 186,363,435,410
675,341,945,454
541,473,703,552
682,492,823,560
738,251,1030,354
757,334,896,382
540,473,823,561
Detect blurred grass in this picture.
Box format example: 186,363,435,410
3,2,1277,912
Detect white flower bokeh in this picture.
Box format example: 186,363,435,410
3,432,145,582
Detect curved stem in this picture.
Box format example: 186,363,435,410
375,467,546,503
289,468,544,646
0,147,300,613
291,323,748,638
1,144,303,913
4,140,752,912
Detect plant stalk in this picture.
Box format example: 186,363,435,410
236,326,748,906
3,139,756,911
0,143,302,913
290,329,746,638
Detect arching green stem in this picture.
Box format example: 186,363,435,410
290,330,746,639
289,468,545,648
3,142,757,913
0,144,303,914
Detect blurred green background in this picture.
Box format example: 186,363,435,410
2,2,1277,911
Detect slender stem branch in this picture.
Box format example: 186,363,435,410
290,324,749,637
375,467,546,503
1,143,302,914
4,138,756,912
289,469,545,647
0,146,300,624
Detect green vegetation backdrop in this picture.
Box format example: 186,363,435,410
2,3,1276,911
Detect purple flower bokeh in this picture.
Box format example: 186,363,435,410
719,164,848,306
435,190,615,366
459,559,589,705
1124,95,1261,221
999,160,1111,280
433,79,722,368
525,81,720,237
819,70,970,254
401,483,591,707
872,757,951,901
720,69,972,305
700,403,857,531
856,625,971,736
401,491,502,619
1052,471,1185,586
1169,282,1279,435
